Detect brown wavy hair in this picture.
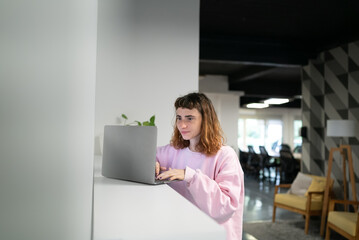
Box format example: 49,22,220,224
170,92,225,155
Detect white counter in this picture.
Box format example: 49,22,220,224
93,156,226,240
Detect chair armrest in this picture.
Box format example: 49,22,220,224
306,191,324,209
276,184,292,188
328,199,359,211
274,184,291,194
307,191,324,195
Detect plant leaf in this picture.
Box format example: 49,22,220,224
134,121,142,126
142,121,150,126
121,114,128,120
149,115,155,125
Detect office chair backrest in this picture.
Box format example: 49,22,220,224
248,145,256,154
279,149,295,173
259,146,269,156
279,144,291,152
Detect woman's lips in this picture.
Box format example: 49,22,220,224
181,131,190,135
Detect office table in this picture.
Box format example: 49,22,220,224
93,156,226,240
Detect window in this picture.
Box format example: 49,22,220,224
293,119,302,149
238,108,301,154
246,119,265,151
266,119,283,153
238,118,283,153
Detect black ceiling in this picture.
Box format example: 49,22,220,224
199,0,359,108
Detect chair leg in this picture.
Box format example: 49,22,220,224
325,224,330,240
304,214,310,234
272,205,276,222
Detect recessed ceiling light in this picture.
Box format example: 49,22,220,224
263,98,290,105
246,103,269,109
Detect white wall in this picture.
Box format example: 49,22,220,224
95,0,200,154
199,75,244,153
0,1,97,240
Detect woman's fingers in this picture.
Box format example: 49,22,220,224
155,162,160,176
155,162,168,176
156,168,185,181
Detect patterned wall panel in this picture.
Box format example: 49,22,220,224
302,41,359,199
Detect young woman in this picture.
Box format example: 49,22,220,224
156,92,244,240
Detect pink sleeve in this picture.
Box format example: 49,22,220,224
156,145,173,169
184,150,243,224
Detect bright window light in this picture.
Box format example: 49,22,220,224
263,98,290,105
246,103,269,109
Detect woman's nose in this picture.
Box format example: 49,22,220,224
178,120,186,128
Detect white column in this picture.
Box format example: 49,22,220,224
95,0,200,153
0,1,97,239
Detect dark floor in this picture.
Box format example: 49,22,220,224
243,172,303,223
241,171,341,240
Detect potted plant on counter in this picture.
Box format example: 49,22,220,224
120,114,156,126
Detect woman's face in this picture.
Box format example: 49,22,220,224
176,107,202,141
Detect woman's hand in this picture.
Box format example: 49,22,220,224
155,162,167,177
156,168,185,181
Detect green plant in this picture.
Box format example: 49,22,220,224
121,114,156,126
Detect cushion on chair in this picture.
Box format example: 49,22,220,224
305,179,326,201
288,172,313,196
328,211,358,237
274,193,323,211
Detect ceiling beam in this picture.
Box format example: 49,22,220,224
200,36,316,66
229,66,277,83
229,79,301,97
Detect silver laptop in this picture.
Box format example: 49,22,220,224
102,125,169,185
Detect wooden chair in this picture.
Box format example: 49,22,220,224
272,174,333,234
325,199,359,240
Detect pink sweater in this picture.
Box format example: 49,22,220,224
156,144,244,240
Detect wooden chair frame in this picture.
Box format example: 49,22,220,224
325,199,359,240
272,183,329,234
321,145,357,236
